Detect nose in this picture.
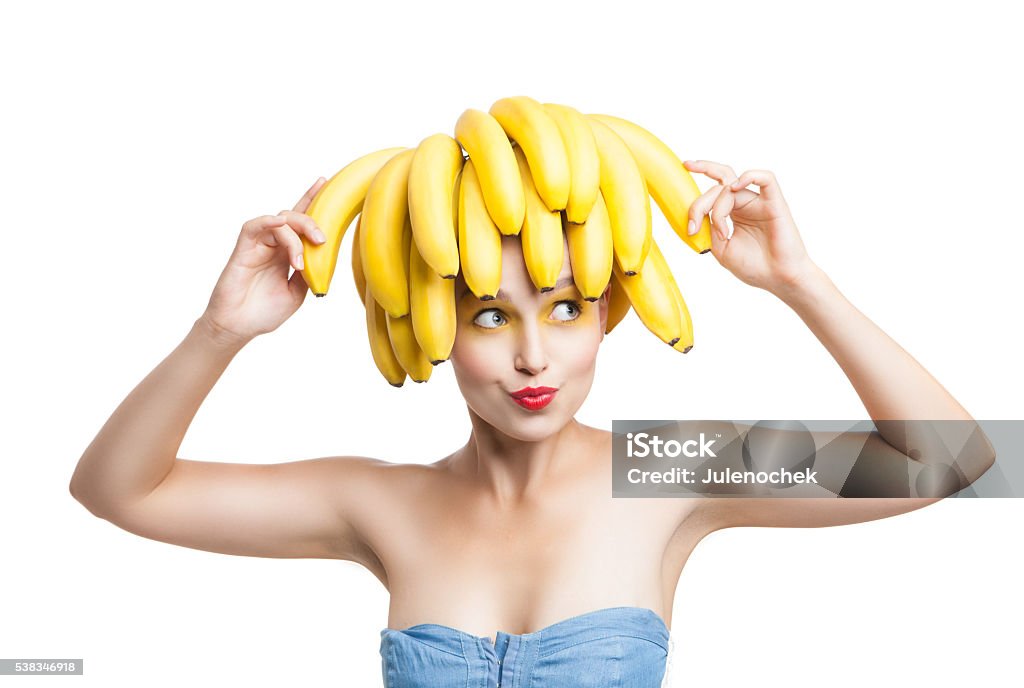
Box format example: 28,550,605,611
514,320,549,376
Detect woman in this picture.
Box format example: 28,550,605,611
69,158,995,688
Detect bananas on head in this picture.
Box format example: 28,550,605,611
300,98,709,385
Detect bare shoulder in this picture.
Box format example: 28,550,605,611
583,421,947,531
578,423,707,529
92,453,422,565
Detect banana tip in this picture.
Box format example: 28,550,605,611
668,337,680,347
443,274,456,280
314,293,326,298
700,249,711,255
584,296,599,302
481,294,496,301
540,286,554,293
430,359,447,366
624,270,637,277
683,345,693,354
390,382,404,388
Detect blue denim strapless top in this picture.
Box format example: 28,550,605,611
380,605,675,688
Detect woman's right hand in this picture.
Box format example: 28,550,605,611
198,177,328,348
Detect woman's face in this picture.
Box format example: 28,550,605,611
450,233,610,442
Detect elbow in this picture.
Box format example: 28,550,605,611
969,450,997,485
933,422,998,494
960,429,998,488
69,475,84,505
68,481,98,516
68,474,112,520
916,449,995,498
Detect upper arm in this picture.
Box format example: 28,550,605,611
696,424,994,530
96,456,386,562
700,494,945,531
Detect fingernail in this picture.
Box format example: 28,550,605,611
313,228,326,243
295,254,304,269
687,219,696,236
725,216,734,240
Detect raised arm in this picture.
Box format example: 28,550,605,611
69,179,383,563
679,160,995,528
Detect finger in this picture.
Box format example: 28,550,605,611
288,262,310,301
683,159,739,186
240,214,290,246
276,209,327,244
261,223,306,270
242,214,289,235
729,169,783,204
687,184,728,242
709,185,736,241
293,177,327,213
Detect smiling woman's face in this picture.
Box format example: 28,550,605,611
450,233,610,441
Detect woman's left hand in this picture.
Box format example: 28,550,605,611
682,159,818,295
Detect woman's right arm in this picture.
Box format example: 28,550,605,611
69,179,387,562
69,315,249,516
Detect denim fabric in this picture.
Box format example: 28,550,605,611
380,605,674,688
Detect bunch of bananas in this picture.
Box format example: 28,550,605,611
301,96,712,387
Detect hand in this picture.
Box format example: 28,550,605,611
682,160,818,295
198,177,328,347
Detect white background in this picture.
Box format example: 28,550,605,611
2,1,1021,686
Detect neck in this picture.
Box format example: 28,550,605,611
453,408,589,505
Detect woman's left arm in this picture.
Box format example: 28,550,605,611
681,160,995,527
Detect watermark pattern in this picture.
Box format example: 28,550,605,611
612,420,1017,498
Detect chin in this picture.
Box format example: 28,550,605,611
473,398,576,442
500,416,570,442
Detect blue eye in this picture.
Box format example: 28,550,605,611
473,309,507,329
552,300,583,322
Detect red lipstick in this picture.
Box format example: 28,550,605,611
509,386,558,410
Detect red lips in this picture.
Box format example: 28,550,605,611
509,386,558,410
509,386,559,399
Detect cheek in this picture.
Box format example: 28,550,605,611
450,326,504,381
550,314,603,373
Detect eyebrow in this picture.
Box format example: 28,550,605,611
459,275,577,302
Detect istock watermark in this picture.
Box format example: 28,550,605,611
611,419,1022,499
625,432,719,459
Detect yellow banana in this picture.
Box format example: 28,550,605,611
542,102,600,224
303,146,407,296
514,146,564,292
646,239,692,351
670,289,694,354
586,117,652,276
605,269,632,334
410,236,456,364
563,190,613,301
386,312,433,382
454,108,525,236
611,237,684,348
589,113,712,255
365,282,407,387
360,148,417,318
490,96,571,213
351,215,366,306
408,133,464,279
458,159,503,300
662,251,694,353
